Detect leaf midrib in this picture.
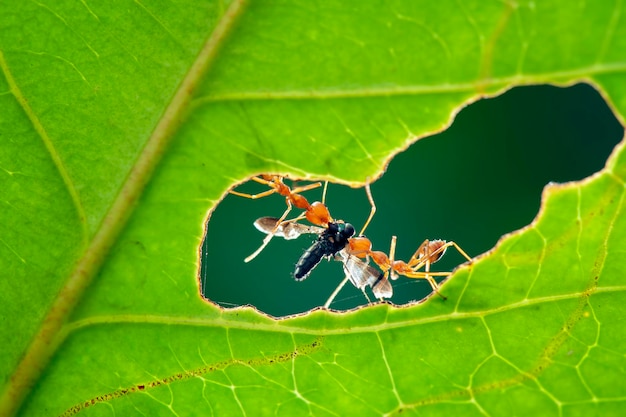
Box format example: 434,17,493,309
0,1,249,416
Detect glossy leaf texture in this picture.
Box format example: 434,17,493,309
1,1,625,416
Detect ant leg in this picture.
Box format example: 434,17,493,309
406,240,431,264
229,188,277,199
250,176,273,185
408,241,473,271
324,276,348,308
324,275,350,308
448,241,473,263
229,176,277,199
324,275,372,308
290,181,322,195
283,211,308,224
423,248,446,300
404,270,449,299
404,272,453,277
388,235,397,280
358,182,377,236
420,240,471,300
388,236,448,299
244,234,274,263
361,287,372,304
404,239,436,272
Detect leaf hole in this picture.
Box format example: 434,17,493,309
201,83,622,318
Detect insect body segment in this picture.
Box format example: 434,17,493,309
294,222,355,280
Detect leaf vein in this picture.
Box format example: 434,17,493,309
0,49,89,243
0,1,251,415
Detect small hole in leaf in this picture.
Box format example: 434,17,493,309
201,83,622,318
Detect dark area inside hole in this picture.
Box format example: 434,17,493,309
202,83,623,317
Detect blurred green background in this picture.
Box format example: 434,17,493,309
202,83,622,317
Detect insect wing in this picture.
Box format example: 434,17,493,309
338,251,381,290
253,216,324,240
372,277,393,299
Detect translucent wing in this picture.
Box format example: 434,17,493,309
371,276,392,299
253,216,325,240
335,249,392,298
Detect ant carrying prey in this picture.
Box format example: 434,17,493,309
231,175,472,307
253,216,387,307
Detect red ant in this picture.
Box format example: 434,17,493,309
230,175,335,262
347,234,472,299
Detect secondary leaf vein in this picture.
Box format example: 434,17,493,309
0,49,89,243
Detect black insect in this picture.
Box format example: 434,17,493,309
253,217,387,306
293,221,355,280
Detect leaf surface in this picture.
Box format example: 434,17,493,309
1,1,625,416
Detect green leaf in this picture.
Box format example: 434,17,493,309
1,1,625,416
